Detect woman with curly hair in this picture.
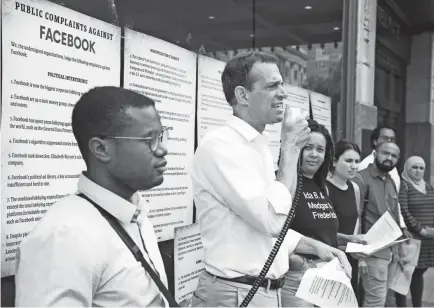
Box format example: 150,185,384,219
280,120,363,307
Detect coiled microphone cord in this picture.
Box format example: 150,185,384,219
239,171,303,307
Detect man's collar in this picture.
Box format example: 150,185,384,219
77,173,149,224
367,163,390,179
226,115,269,142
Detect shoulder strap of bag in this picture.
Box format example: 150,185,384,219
350,181,361,235
77,193,178,307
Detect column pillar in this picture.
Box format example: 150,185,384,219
353,0,378,152
405,33,434,185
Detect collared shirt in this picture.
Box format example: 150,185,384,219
359,151,406,228
353,164,401,258
15,174,168,307
191,115,303,279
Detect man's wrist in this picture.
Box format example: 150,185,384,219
313,239,325,255
280,142,300,154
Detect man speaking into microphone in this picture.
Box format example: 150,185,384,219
190,51,351,307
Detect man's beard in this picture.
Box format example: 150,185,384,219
375,158,395,172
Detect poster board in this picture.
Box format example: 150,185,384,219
174,224,204,303
197,55,232,143
310,91,332,134
266,83,311,169
1,0,121,277
123,29,196,241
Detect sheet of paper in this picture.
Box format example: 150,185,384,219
347,238,408,254
197,55,232,143
1,0,121,277
389,239,421,295
346,211,403,254
310,91,332,134
174,223,205,303
296,258,358,307
123,29,196,241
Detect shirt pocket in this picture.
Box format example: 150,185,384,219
386,194,398,212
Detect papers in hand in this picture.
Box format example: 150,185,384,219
346,211,405,255
295,258,358,307
389,239,422,295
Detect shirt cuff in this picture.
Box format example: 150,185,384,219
285,230,303,256
398,212,407,229
265,181,292,215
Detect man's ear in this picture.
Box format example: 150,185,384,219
88,137,112,163
234,85,249,106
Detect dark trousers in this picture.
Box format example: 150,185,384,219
395,267,428,307
347,254,362,306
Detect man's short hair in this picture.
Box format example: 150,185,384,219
221,51,279,106
370,125,396,149
72,86,155,164
376,140,399,153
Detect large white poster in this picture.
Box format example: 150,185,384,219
174,224,204,304
123,29,196,241
266,84,311,169
310,91,332,134
284,83,311,113
197,55,232,143
1,0,121,277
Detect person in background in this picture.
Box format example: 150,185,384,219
191,51,351,307
280,120,354,307
15,87,170,306
358,126,412,306
326,139,366,304
358,126,411,238
353,141,410,307
395,156,434,307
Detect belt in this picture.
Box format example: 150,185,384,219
206,271,285,290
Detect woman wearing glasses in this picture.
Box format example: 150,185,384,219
395,156,434,307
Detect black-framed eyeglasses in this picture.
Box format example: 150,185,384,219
101,127,169,152
378,135,397,143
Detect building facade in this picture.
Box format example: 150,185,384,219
352,0,434,185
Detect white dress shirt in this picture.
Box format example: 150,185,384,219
15,173,168,307
191,115,303,279
359,151,406,228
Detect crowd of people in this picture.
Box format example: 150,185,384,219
13,51,434,307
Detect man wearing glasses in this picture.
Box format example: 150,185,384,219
15,87,170,306
358,126,410,235
357,125,412,306
353,141,409,307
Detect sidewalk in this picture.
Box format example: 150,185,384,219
402,268,434,306
422,268,434,306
